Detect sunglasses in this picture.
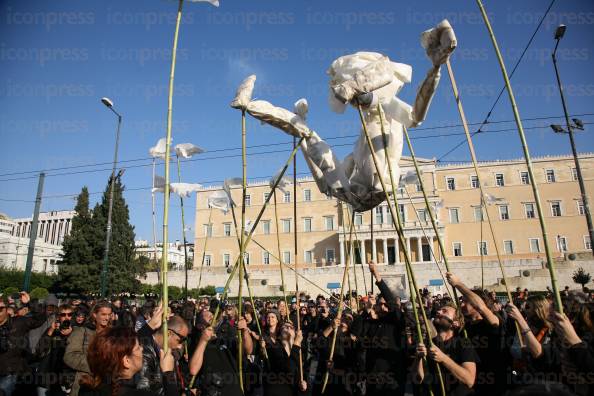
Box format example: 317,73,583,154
169,329,187,343
60,312,73,318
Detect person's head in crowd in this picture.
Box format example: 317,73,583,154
112,297,123,309
461,289,493,321
91,300,113,331
196,309,213,331
308,301,317,316
278,299,287,317
224,304,237,321
45,294,59,315
525,294,552,329
58,304,74,325
373,293,391,316
341,313,353,333
81,327,144,391
564,291,593,335
75,307,88,325
265,310,280,336
316,295,325,305
299,304,307,317
166,315,189,350
433,302,464,334
318,300,329,317
280,321,295,343
0,297,9,324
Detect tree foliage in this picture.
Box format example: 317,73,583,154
57,177,147,295
572,267,592,289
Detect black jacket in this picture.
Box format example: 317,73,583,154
136,323,178,395
80,372,178,396
0,310,47,375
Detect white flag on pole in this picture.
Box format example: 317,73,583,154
170,183,203,198
208,191,231,214
152,174,166,193
174,143,205,159
149,138,168,160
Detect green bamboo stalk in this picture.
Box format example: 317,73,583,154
476,0,562,313
161,0,184,352
237,109,247,393
345,205,368,295
444,59,524,345
378,104,462,311
321,212,356,394
358,104,445,396
175,155,190,300
197,207,213,291
273,190,289,311
292,136,304,383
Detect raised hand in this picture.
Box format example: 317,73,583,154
421,19,457,67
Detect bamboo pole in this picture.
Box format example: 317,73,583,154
370,210,374,294
273,191,289,311
161,0,184,352
321,213,356,394
357,104,445,395
292,136,304,384
197,207,213,291
151,158,161,285
237,109,247,393
378,104,463,310
175,155,190,299
346,205,368,295
444,60,513,301
476,0,562,313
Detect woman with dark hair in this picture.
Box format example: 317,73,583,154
79,326,176,396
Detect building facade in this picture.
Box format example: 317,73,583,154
135,240,194,271
0,210,75,273
193,153,594,272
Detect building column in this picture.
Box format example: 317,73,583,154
395,237,400,265
383,238,388,265
340,240,345,266
417,237,423,262
372,236,377,263
406,237,412,262
360,239,366,264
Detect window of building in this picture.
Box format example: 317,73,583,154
303,218,312,232
416,209,427,222
529,238,541,253
495,173,505,187
262,220,271,235
499,205,510,220
283,191,291,203
303,189,311,202
557,236,568,253
205,255,212,267
223,223,231,237
282,219,291,233
572,168,578,181
525,203,535,219
243,252,250,265
244,194,251,207
204,224,213,237
474,206,484,222
324,216,334,231
263,251,270,265
223,253,230,267
584,235,592,250
478,241,488,256
399,204,406,223
283,251,291,264
326,249,335,264
304,251,313,264
504,240,514,254
375,206,384,224
449,208,460,224
577,200,585,216
520,171,530,185
416,183,422,192
354,213,363,226
471,175,479,189
446,177,456,191
546,169,556,183
263,192,270,202
551,201,562,217
453,242,463,257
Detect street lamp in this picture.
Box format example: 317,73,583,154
551,25,594,255
100,97,123,297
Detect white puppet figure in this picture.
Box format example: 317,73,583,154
231,20,456,212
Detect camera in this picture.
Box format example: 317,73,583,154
60,320,71,330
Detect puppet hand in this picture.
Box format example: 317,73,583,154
421,19,457,66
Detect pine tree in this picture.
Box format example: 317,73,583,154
58,187,97,293
91,174,146,295
572,267,591,290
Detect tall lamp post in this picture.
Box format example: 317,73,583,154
100,97,123,297
550,24,594,255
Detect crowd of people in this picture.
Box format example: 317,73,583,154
0,262,593,396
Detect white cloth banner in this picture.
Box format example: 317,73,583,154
175,143,205,159
149,138,168,160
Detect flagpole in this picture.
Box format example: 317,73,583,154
175,154,190,299
152,158,160,285
476,0,562,313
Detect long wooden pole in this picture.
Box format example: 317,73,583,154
358,104,444,395
273,191,289,311
197,208,213,291
175,155,190,299
152,159,161,284
161,0,184,351
321,213,356,394
476,0,562,313
237,109,247,393
292,136,304,384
